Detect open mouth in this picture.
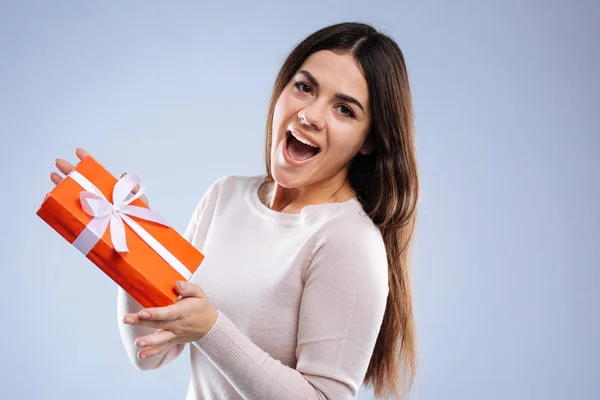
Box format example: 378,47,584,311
285,130,320,162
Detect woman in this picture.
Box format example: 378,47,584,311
51,21,419,400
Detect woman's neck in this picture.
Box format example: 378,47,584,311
259,177,356,214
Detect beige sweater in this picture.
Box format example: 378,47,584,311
117,174,389,399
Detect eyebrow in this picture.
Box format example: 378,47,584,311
298,70,365,113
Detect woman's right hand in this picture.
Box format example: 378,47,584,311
50,148,149,206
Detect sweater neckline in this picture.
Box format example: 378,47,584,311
246,175,360,222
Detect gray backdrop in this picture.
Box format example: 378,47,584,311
1,1,598,399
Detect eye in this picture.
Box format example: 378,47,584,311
336,104,356,119
293,80,313,94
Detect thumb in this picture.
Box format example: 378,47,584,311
176,281,204,298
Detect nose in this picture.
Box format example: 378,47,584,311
298,103,325,131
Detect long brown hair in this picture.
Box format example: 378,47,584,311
263,22,420,399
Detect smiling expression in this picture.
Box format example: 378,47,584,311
269,50,372,192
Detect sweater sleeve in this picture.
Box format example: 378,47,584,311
116,178,221,370
192,219,390,399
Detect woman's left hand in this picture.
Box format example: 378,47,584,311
123,281,218,359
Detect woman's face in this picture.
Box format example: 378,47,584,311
270,50,371,191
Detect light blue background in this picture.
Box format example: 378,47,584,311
1,1,598,399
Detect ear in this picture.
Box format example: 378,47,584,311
360,136,375,155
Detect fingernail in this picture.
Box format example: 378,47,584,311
124,317,134,324
179,281,187,290
139,311,150,319
139,353,147,359
138,341,146,347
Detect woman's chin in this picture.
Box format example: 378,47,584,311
274,160,319,187
270,167,302,189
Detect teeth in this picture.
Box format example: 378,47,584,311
290,131,319,148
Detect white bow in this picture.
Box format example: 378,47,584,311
69,170,192,280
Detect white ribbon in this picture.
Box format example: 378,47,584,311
68,170,192,280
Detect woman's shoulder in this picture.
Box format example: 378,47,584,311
316,201,387,261
307,203,389,292
202,173,265,198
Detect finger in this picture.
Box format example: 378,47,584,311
138,342,171,359
54,158,75,176
75,148,90,161
138,304,182,322
125,317,173,330
123,313,141,325
123,313,170,326
136,329,177,348
52,149,89,183
175,281,205,298
50,172,63,185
